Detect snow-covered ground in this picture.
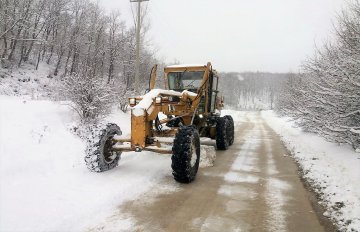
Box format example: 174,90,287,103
262,111,360,232
1,92,358,231
0,63,55,98
0,95,176,231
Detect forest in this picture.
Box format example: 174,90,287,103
0,0,160,116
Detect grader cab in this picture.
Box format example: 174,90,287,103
85,62,234,183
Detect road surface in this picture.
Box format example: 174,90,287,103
90,112,332,232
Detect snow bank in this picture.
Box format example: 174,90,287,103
0,96,172,232
261,110,360,231
200,145,216,168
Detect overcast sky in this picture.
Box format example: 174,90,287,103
99,0,345,73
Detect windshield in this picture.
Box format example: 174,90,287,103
168,71,204,90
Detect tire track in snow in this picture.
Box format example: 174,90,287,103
260,122,290,232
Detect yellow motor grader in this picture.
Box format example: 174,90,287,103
85,62,234,183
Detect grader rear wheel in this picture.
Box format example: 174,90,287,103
85,123,122,172
225,115,235,145
171,126,200,183
216,116,230,150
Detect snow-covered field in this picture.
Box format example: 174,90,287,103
0,95,175,231
262,111,360,232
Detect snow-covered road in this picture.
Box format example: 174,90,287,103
88,112,328,232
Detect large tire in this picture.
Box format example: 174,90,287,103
85,123,122,172
171,126,200,183
225,115,234,146
216,117,229,150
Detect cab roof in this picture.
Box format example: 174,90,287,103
165,64,206,68
164,63,211,73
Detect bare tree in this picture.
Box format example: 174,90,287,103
276,0,360,151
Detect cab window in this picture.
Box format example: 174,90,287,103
168,71,204,90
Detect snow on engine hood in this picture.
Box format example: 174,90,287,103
131,89,197,117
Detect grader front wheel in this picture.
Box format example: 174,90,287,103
171,126,200,183
85,123,122,172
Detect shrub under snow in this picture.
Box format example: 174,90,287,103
60,74,115,122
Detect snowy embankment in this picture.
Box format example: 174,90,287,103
0,63,54,98
0,96,175,231
262,111,360,232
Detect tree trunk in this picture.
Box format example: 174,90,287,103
1,0,9,59
35,46,42,70
63,49,72,77
54,48,64,76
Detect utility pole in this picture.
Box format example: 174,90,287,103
130,0,149,93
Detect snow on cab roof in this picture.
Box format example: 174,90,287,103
166,64,206,68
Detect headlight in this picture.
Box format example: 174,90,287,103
129,98,136,106
155,97,162,105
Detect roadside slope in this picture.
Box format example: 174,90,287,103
0,96,172,231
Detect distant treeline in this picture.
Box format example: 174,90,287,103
219,72,294,110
